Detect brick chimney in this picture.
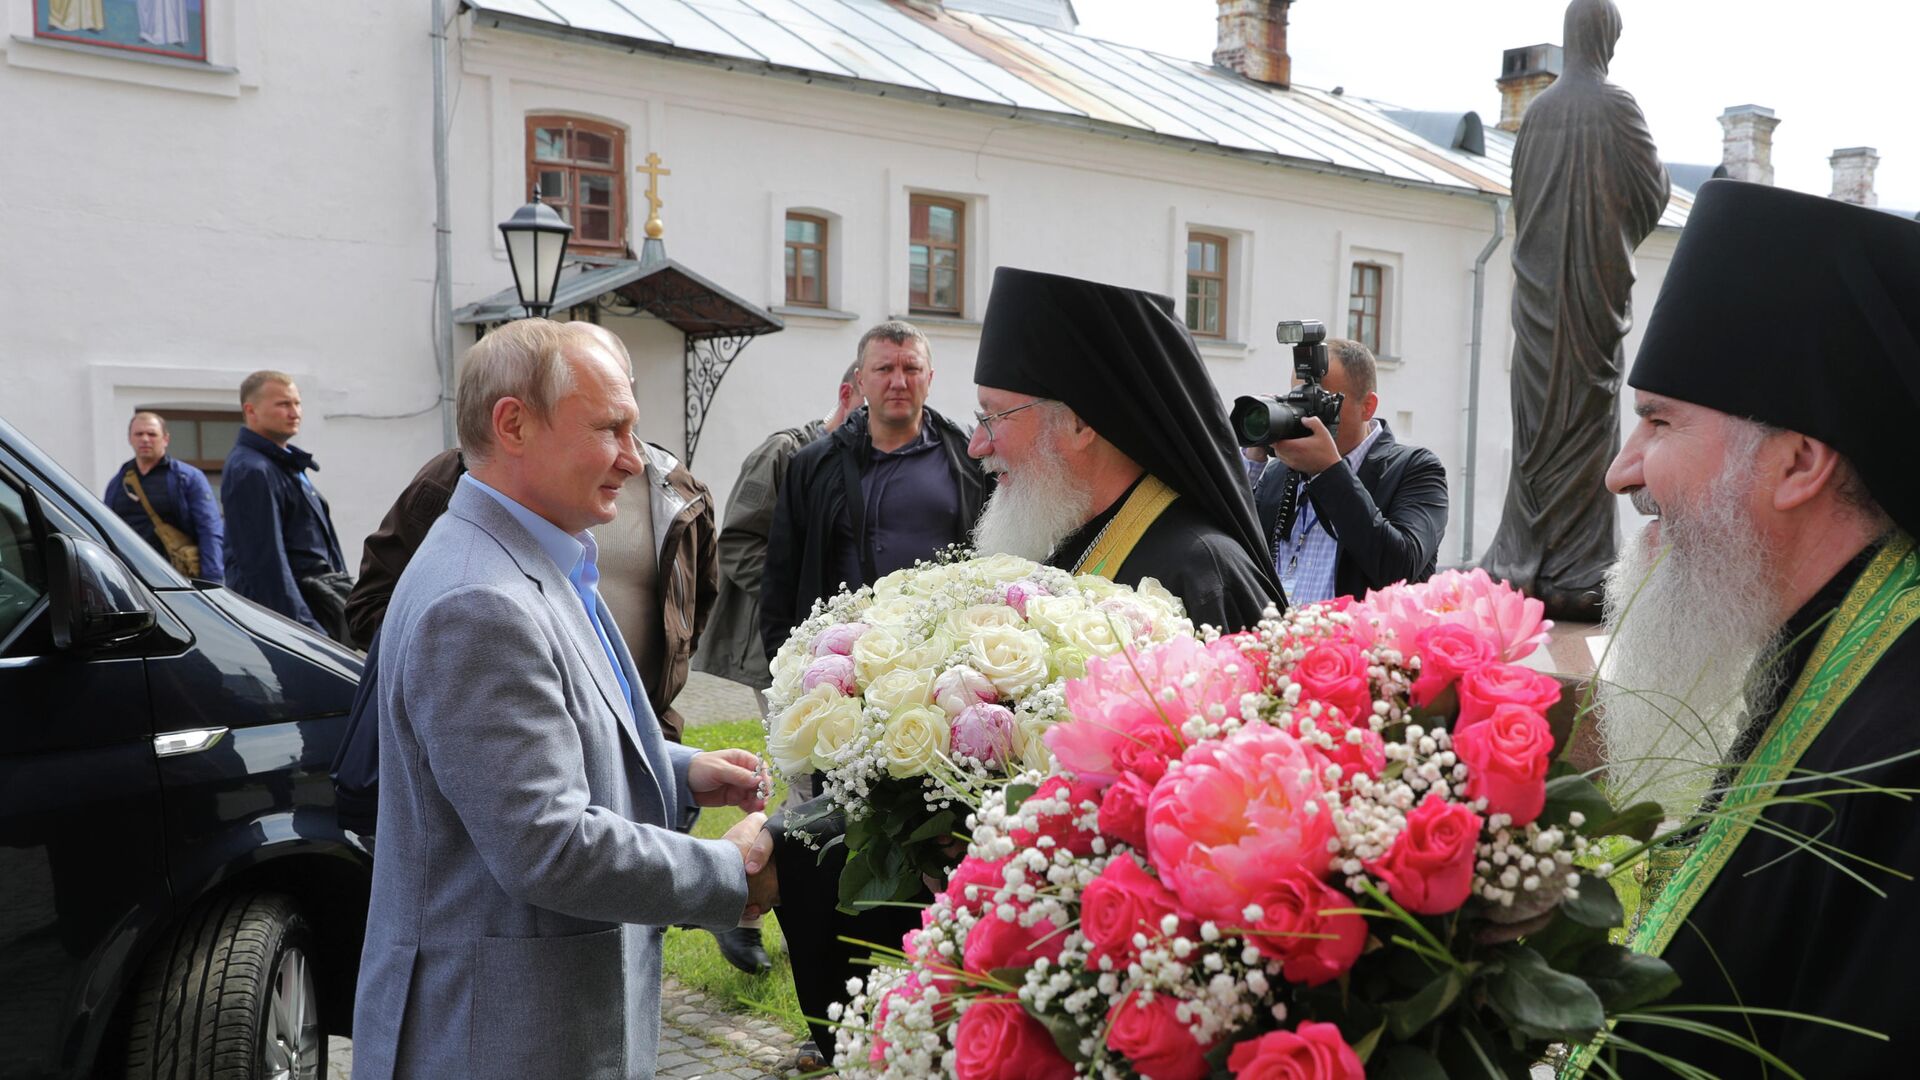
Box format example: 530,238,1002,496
1214,1,1291,88
1718,105,1781,186
1495,44,1562,133
1829,147,1881,207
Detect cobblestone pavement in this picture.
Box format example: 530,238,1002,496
322,976,802,1078
675,670,763,729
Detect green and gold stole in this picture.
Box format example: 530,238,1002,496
1567,531,1920,1074
1073,474,1180,580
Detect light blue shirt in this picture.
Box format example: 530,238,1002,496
461,474,639,726
1274,420,1384,604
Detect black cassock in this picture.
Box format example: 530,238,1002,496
1615,550,1920,1077
1045,485,1277,635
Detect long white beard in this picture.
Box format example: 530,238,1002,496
971,445,1094,563
1597,444,1785,817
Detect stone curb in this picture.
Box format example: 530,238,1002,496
660,976,807,1079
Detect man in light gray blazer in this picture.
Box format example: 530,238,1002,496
352,319,777,1079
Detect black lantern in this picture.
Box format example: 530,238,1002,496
498,189,572,319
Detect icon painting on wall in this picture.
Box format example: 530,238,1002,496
37,0,206,63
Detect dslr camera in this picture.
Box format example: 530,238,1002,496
1229,320,1345,447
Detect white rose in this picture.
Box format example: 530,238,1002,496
866,667,935,716
933,664,998,717
862,597,921,630
903,563,960,595
768,685,843,774
1059,609,1137,658
1015,716,1055,773
869,569,912,601
945,603,1025,642
1023,594,1089,638
969,553,1040,583
809,695,864,772
1049,644,1091,681
1132,577,1191,627
968,625,1052,697
881,705,951,778
851,626,913,685
1072,574,1129,600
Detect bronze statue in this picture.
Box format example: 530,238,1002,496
1483,0,1669,622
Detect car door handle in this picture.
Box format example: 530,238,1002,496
154,727,229,757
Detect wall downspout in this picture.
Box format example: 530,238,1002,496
432,0,457,448
1462,196,1509,565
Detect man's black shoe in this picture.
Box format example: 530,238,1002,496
715,925,771,974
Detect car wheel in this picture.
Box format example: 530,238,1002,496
125,891,326,1080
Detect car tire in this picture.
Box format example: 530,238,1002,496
124,891,326,1080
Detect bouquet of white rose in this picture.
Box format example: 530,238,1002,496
763,551,1193,910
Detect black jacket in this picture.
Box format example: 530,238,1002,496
1253,420,1448,599
221,428,348,632
760,406,989,660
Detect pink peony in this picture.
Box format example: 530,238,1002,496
810,621,868,658
1002,580,1050,618
951,703,1016,766
1079,855,1195,968
1357,569,1551,664
801,653,858,695
1366,795,1483,915
933,665,998,717
940,855,1008,915
1009,775,1103,858
1456,663,1562,731
1107,990,1216,1080
1049,637,1262,787
1454,703,1555,825
1226,1022,1365,1080
1407,624,1499,707
1246,870,1367,987
953,999,1076,1080
961,910,1066,975
1146,723,1335,924
1097,771,1155,850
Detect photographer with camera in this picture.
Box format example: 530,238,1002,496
1238,326,1448,603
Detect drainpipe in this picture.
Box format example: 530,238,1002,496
1462,196,1509,565
432,0,457,448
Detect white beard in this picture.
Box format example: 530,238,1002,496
1597,440,1786,817
971,441,1095,563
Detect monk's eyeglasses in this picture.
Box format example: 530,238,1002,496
973,400,1047,445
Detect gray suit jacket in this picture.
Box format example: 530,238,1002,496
351,482,747,1080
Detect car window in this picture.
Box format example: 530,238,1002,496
0,472,46,639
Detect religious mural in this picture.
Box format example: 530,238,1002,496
36,0,205,62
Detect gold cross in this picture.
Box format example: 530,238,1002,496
637,152,671,239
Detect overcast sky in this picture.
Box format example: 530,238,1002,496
1073,0,1920,213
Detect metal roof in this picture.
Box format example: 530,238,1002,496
464,0,1693,225
452,256,785,336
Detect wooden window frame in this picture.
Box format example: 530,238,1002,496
525,115,628,255
1185,232,1230,339
1349,262,1387,356
141,408,244,476
908,195,966,317
785,212,830,308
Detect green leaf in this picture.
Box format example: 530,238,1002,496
1592,800,1666,843
1351,1019,1388,1062
1031,1004,1092,1065
1522,908,1608,965
1543,675,1586,762
837,843,918,915
1577,945,1681,1013
1386,968,1466,1040
906,809,959,846
1004,781,1039,813
1483,946,1607,1041
1560,873,1627,929
1537,775,1613,832
1372,1044,1449,1080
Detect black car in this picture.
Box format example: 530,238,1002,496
0,416,369,1080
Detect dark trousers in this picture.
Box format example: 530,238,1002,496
775,838,926,1052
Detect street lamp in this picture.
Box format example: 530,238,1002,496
498,188,572,319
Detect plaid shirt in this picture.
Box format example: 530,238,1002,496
1272,421,1384,604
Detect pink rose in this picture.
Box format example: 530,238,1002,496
961,910,1066,975
1454,703,1555,825
1408,624,1499,707
1097,772,1154,850
1317,720,1387,785
1226,1022,1365,1080
1456,663,1562,730
810,621,868,658
1009,775,1103,858
1147,723,1335,924
1113,723,1184,786
1107,990,1215,1080
951,703,1016,766
940,855,1008,915
1079,855,1195,968
933,665,998,717
1292,641,1373,723
801,653,858,695
1246,871,1366,987
1366,795,1483,915
953,999,1076,1080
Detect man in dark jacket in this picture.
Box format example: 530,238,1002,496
759,321,991,660
103,411,224,582
1253,339,1448,601
221,370,350,638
